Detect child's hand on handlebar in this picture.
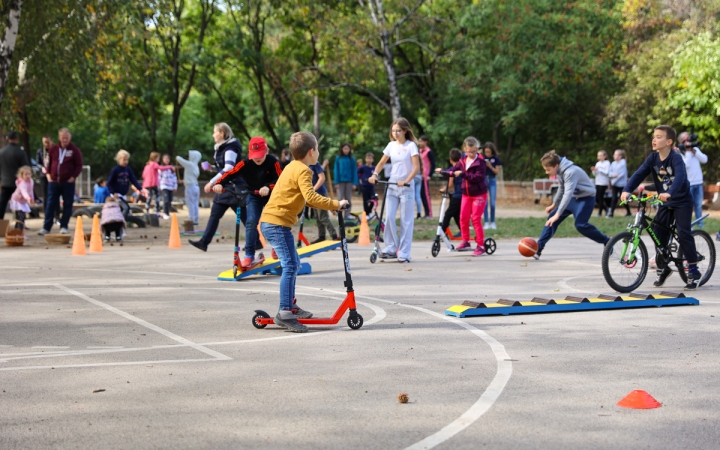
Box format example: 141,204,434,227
338,200,349,210
368,175,377,185
258,186,270,197
658,193,671,202
453,170,462,177
620,192,630,203
212,184,223,194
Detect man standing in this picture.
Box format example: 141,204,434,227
0,131,30,220
35,135,58,221
679,131,708,228
38,128,83,235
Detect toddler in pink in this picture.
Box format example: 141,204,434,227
450,137,487,256
10,165,35,226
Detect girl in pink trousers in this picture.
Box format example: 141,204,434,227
449,137,487,256
10,165,35,226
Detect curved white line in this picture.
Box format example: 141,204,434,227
557,275,595,293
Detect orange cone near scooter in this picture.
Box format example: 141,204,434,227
252,204,364,330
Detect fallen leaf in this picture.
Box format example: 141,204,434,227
520,263,527,267
92,389,105,393
405,268,412,271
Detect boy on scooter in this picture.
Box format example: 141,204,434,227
213,137,283,269
259,132,349,332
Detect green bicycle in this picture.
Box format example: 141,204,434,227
601,194,716,293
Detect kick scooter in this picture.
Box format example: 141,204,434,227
251,203,364,330
431,172,497,257
369,180,394,264
225,183,269,277
296,207,310,248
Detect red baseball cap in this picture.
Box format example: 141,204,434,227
248,136,268,159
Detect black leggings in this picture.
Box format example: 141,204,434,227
595,185,608,215
441,197,462,231
162,189,174,215
104,222,123,238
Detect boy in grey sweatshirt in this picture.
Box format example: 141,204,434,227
176,150,202,225
534,151,609,259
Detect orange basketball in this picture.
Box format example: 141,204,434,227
518,237,538,257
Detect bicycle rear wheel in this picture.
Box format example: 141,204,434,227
602,231,649,293
677,229,716,287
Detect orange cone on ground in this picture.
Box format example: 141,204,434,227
71,216,87,256
89,214,103,253
617,390,662,409
257,225,268,248
168,213,182,248
358,212,371,246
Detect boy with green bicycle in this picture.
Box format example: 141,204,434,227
621,125,701,290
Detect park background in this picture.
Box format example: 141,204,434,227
1,0,719,183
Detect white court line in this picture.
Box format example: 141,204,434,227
557,275,596,293
0,358,216,372
31,346,70,349
55,284,231,361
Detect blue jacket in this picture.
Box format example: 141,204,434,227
107,165,142,197
624,151,690,208
94,185,110,203
334,155,359,185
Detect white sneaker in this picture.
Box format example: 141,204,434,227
483,222,491,229
491,222,497,229
37,228,48,236
60,228,68,234
161,214,170,219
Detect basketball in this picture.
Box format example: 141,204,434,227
518,238,538,257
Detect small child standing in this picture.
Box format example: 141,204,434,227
142,152,173,215
176,150,201,226
94,177,110,204
450,137,488,256
158,153,177,219
100,196,125,242
10,165,35,226
309,161,338,243
357,152,376,218
259,132,348,332
437,148,463,234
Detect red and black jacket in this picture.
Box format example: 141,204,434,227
216,154,283,195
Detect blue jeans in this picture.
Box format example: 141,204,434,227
43,181,75,231
245,194,268,257
689,184,704,227
260,222,298,311
537,195,608,253
484,177,497,223
413,174,423,215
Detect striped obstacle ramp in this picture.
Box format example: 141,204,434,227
445,292,699,318
218,240,342,281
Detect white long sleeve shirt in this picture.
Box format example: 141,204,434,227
592,160,610,186
683,147,707,186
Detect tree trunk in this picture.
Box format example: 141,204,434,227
0,0,22,110
365,0,401,119
313,95,320,139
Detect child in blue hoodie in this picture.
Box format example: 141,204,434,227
176,150,201,225
333,142,358,218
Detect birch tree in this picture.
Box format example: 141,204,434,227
0,0,21,110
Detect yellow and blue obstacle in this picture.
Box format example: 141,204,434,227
446,291,699,317
218,240,342,281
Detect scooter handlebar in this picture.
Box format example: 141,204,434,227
375,180,397,185
340,203,350,210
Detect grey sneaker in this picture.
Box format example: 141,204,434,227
37,228,48,236
533,251,541,260
685,271,701,290
653,267,672,287
291,299,313,319
59,227,68,234
275,311,308,333
379,252,397,259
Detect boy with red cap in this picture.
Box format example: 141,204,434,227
213,137,283,268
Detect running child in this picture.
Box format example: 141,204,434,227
100,196,125,242
94,177,109,204
9,165,35,226
438,148,463,235
309,160,338,243
534,151,610,259
176,150,201,226
591,150,611,217
158,154,177,219
482,142,501,230
621,125,702,290
259,132,348,332
142,152,173,215
213,137,283,269
448,137,488,256
357,152,376,218
107,150,149,218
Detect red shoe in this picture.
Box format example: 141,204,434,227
271,248,278,259
241,257,253,268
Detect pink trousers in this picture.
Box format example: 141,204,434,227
460,194,487,245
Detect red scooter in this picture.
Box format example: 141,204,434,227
251,204,363,330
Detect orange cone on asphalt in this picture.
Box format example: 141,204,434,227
168,213,182,248
71,216,87,256
617,390,662,409
358,212,371,246
89,214,103,253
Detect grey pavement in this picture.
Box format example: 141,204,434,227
1,236,718,449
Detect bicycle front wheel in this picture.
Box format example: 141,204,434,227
602,231,649,293
677,229,716,287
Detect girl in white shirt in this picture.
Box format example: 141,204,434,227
369,118,421,263
590,150,610,217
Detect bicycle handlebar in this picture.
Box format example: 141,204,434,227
619,194,663,207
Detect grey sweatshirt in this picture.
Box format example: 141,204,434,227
553,157,596,215
176,150,201,187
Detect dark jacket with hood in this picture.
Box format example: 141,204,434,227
0,142,29,187
451,154,487,197
213,138,246,206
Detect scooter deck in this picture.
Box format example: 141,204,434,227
218,240,342,281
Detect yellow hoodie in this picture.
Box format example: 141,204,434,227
260,161,339,228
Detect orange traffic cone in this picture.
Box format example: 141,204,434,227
71,216,87,256
358,212,371,246
257,225,268,248
89,214,103,253
617,390,662,409
168,213,182,248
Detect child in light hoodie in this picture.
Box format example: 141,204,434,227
176,150,202,226
100,196,126,242
10,165,35,225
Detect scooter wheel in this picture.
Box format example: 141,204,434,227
431,240,440,257
252,310,270,329
484,238,497,255
347,314,363,330
369,253,377,264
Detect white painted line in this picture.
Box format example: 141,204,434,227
31,346,70,349
55,284,231,361
0,345,14,348
0,358,218,372
87,346,125,349
558,275,596,293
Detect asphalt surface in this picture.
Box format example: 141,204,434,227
1,235,719,449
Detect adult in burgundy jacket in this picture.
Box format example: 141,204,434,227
40,128,83,234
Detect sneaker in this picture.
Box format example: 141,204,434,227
483,222,491,229
491,222,497,229
104,236,110,242
379,252,397,259
291,299,313,319
398,257,410,263
116,236,122,243
685,271,701,290
274,311,308,333
331,234,339,241
456,241,471,251
653,267,672,287
37,228,48,236
367,213,375,221
189,239,208,252
59,227,68,234
473,246,486,256
533,250,542,260
241,257,253,268
161,214,170,220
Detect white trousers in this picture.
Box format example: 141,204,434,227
382,182,415,260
